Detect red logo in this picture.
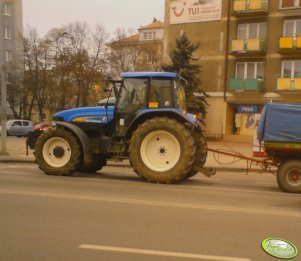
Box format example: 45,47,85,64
172,7,184,17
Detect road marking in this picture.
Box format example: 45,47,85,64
79,244,251,261
255,182,275,186
0,165,31,169
0,189,300,218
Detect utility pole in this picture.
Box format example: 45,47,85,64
0,65,9,155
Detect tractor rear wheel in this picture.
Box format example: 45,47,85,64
35,128,82,176
129,117,196,183
185,131,207,178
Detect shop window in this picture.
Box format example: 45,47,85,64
280,0,301,8
236,62,265,79
281,60,301,78
237,22,267,40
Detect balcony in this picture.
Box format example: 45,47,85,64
277,78,301,91
230,38,266,55
278,36,301,53
230,78,264,92
232,0,269,17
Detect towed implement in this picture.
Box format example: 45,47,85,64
207,102,301,193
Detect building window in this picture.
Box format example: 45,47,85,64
143,32,156,40
280,0,301,8
281,60,301,78
4,27,11,39
283,19,301,36
5,50,12,62
236,62,265,79
3,3,11,16
237,22,267,40
6,72,13,84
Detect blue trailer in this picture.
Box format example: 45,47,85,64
257,103,301,193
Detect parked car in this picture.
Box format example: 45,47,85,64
0,119,33,136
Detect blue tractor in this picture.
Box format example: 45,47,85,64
34,72,210,183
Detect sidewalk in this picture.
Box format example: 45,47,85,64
0,136,269,172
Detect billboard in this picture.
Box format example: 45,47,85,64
170,0,222,24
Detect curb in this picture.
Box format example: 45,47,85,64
0,158,275,174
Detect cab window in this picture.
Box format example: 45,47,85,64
149,79,173,108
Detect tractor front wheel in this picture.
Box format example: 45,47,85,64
129,117,196,183
35,128,82,176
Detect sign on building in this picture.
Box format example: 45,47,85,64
170,0,222,24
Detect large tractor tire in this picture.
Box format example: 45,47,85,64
277,160,301,193
129,117,196,183
185,130,208,179
35,128,82,176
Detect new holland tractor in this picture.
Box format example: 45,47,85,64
33,72,211,183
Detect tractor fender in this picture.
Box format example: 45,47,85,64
125,109,199,140
54,121,94,164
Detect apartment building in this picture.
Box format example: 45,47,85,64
0,0,23,92
109,19,164,76
164,0,301,138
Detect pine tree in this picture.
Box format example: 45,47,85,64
162,33,208,116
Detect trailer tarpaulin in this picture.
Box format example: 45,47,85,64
257,103,301,143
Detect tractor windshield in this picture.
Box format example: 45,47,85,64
117,78,147,111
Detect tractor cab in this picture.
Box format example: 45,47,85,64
113,72,188,137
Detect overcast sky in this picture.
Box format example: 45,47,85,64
23,0,165,37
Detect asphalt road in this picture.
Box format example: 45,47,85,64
0,163,300,261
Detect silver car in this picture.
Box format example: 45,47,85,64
2,120,33,136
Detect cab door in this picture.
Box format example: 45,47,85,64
114,78,147,137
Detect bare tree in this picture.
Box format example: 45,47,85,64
109,28,132,75
21,22,109,120
47,22,109,107
23,27,52,121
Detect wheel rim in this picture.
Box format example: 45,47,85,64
42,137,72,168
140,130,181,172
287,169,301,187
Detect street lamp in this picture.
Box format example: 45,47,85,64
0,65,9,155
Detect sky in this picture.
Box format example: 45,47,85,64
22,0,165,37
